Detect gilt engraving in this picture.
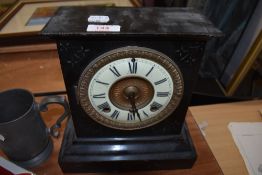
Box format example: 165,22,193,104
59,41,90,66
176,42,205,64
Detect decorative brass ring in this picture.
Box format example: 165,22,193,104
78,46,184,130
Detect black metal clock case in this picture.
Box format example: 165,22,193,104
42,7,222,173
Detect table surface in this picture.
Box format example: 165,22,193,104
190,100,262,175
1,48,261,174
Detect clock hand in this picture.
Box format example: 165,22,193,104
128,93,141,122
124,86,142,121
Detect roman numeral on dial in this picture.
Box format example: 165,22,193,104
95,80,109,85
109,66,121,77
127,113,135,120
145,66,154,77
97,102,110,113
128,58,137,74
154,78,167,85
93,93,106,98
111,110,120,119
143,111,149,117
157,92,169,97
150,101,163,112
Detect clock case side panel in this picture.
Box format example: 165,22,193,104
56,36,206,137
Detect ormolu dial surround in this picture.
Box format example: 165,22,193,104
78,46,184,130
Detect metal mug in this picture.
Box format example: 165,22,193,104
0,89,69,168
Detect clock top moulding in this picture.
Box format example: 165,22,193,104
42,7,222,39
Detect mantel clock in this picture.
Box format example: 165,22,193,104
42,7,222,172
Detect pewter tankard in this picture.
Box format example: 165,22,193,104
0,89,69,167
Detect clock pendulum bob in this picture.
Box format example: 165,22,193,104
42,7,222,172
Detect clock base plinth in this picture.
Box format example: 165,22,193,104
59,119,197,173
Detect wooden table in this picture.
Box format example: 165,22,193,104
0,49,223,174
190,100,262,175
0,50,65,93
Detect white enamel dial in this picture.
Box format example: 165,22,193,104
78,46,184,130
89,57,173,123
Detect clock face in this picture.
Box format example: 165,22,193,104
78,46,184,130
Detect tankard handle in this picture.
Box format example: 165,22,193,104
38,96,70,138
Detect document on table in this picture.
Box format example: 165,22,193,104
228,122,262,175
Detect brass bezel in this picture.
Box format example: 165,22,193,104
78,46,184,130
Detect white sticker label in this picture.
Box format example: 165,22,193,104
0,134,5,142
87,25,121,32
88,15,110,23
